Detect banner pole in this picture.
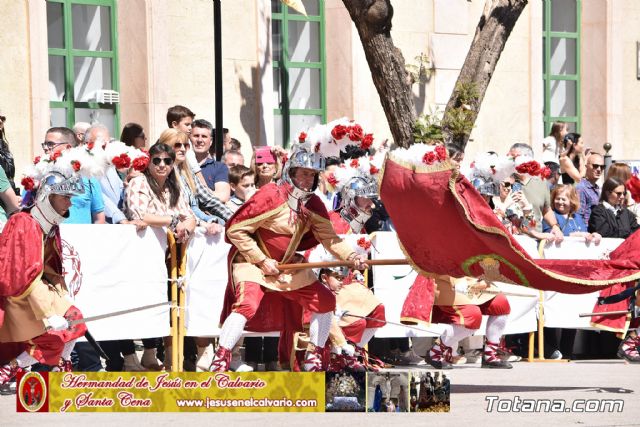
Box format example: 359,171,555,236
168,232,179,372
178,241,187,373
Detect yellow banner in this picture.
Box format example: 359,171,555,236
47,372,324,412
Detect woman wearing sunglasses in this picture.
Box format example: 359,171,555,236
124,142,196,242
588,177,640,239
157,129,232,231
123,142,196,371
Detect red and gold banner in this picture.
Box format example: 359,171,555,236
380,157,640,294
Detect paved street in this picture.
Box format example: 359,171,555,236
2,360,638,426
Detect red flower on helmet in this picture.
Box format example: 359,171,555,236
435,145,447,161
422,151,437,165
33,156,41,165
370,165,379,175
132,156,150,172
540,166,551,179
21,176,35,191
71,160,81,172
87,142,95,151
112,153,131,169
350,159,359,168
361,133,374,150
331,125,348,140
298,132,307,142
348,124,364,142
516,161,542,176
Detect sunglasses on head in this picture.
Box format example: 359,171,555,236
590,164,605,170
151,157,174,166
174,142,190,150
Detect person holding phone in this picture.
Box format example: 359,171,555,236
559,133,586,185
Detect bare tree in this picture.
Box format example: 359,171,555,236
341,0,529,150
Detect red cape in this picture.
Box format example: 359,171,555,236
0,213,45,298
380,158,640,294
220,183,332,367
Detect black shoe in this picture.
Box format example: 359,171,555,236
425,350,452,370
481,357,513,369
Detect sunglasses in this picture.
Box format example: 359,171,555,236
41,141,65,150
612,190,627,197
590,164,605,170
174,142,190,150
151,157,174,166
501,182,511,188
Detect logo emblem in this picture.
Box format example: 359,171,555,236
17,372,48,412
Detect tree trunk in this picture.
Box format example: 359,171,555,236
341,0,416,148
444,0,529,151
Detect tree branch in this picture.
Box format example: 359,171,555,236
443,0,529,151
341,0,417,148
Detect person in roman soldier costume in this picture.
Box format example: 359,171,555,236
211,144,368,372
422,269,512,369
310,173,387,372
0,171,88,388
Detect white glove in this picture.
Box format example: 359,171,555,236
46,315,69,331
186,149,202,174
453,278,469,295
334,307,347,320
342,343,356,357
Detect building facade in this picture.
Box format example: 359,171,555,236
2,0,640,178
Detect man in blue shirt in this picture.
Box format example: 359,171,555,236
190,119,230,203
65,176,105,225
576,153,604,226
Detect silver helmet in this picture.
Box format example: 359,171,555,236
339,175,378,233
471,176,499,197
282,146,326,211
31,171,84,234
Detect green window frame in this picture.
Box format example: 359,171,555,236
543,0,581,135
47,0,120,136
272,0,327,148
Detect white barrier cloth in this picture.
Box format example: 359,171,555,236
60,225,170,340
185,228,231,336
541,236,623,329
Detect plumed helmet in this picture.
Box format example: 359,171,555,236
36,171,85,202
339,175,378,231
282,146,326,209
471,176,499,197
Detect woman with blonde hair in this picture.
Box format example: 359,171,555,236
250,146,285,188
157,129,232,227
543,184,601,243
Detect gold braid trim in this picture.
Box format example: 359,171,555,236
225,202,288,235
589,312,631,338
